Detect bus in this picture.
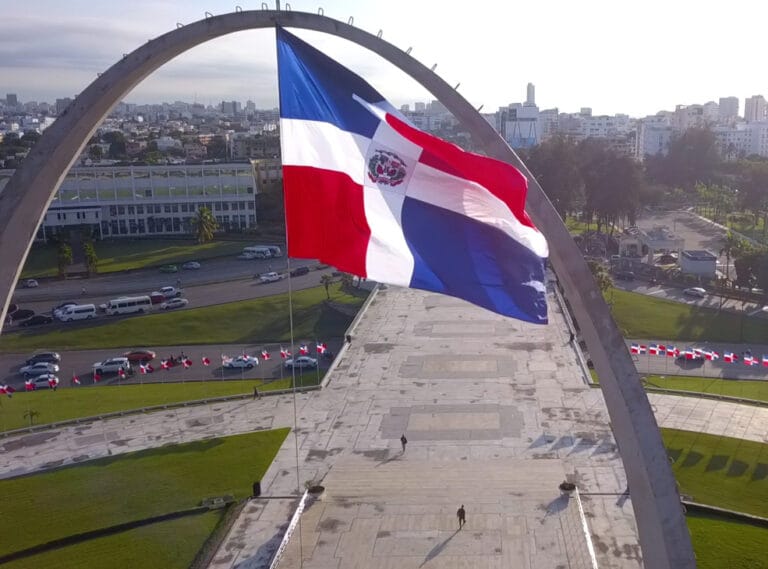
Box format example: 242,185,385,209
241,246,272,259
104,296,152,316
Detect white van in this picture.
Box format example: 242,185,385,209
104,296,152,316
56,304,97,322
242,246,272,259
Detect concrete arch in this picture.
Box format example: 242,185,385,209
0,10,694,568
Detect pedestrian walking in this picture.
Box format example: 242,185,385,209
457,505,466,529
568,331,575,344
400,434,408,453
253,386,261,400
81,286,86,296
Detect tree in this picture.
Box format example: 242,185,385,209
320,274,333,299
191,206,218,244
526,136,583,218
88,145,103,161
23,409,40,427
57,242,73,278
83,241,99,274
661,128,721,191
719,231,747,282
339,273,354,290
587,260,613,295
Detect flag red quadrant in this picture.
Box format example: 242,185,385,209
276,28,548,324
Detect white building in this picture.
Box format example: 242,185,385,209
718,96,739,121
0,162,283,241
680,250,717,278
155,136,182,152
713,122,768,159
744,95,767,122
635,116,673,160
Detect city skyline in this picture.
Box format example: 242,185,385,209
4,0,768,118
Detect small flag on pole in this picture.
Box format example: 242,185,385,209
705,351,719,361
723,352,737,363
763,355,768,367
146,363,154,373
299,344,309,355
118,367,126,378
183,358,192,368
160,359,170,370
630,343,647,355
93,372,101,383
666,346,679,357
202,356,211,366
48,377,59,388
280,348,291,359
72,373,81,385
261,350,271,360
316,342,327,354
25,379,35,391
139,364,147,374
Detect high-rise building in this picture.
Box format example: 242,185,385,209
744,95,767,122
718,96,739,121
414,102,426,112
525,83,535,106
55,97,73,115
5,93,18,108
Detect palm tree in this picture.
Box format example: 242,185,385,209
57,243,73,278
719,231,744,282
83,241,99,274
339,273,354,290
192,206,218,244
23,409,40,426
320,274,333,299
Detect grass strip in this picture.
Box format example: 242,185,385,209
0,429,289,557
22,239,249,278
0,283,366,352
0,375,320,433
609,288,768,344
0,511,224,569
644,375,768,403
662,428,768,518
687,511,768,569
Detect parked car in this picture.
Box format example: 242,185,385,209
615,271,635,281
683,287,707,298
10,309,35,321
182,261,201,270
25,352,61,365
257,272,282,283
122,349,157,363
159,264,178,273
223,355,259,369
31,374,59,389
161,298,189,310
290,266,310,277
20,361,60,378
92,357,131,375
21,279,39,288
20,314,54,327
284,356,318,369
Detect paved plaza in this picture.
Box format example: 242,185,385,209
5,284,768,567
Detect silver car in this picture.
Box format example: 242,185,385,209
20,361,60,378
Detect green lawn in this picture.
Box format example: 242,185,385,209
644,375,768,403
0,429,289,559
21,239,249,278
0,375,322,433
688,511,768,569
2,511,223,569
662,428,768,518
609,288,768,344
0,283,366,352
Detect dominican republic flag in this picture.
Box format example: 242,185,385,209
299,344,309,355
744,354,758,366
705,350,719,361
682,348,697,360
316,342,327,354
145,364,154,373
665,346,678,357
202,356,211,366
276,28,548,324
183,358,192,369
261,350,271,361
25,379,34,391
648,344,660,355
762,355,768,367
1,385,14,397
48,377,59,388
630,343,647,354
160,359,170,370
280,348,290,359
723,352,737,363
92,371,101,383
72,373,81,385
139,364,148,374
118,367,126,378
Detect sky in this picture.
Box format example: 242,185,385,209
3,0,767,118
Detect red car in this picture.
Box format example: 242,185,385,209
122,349,157,363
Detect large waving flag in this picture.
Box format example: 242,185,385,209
276,28,548,324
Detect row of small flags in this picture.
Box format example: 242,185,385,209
65,343,330,385
630,343,768,366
